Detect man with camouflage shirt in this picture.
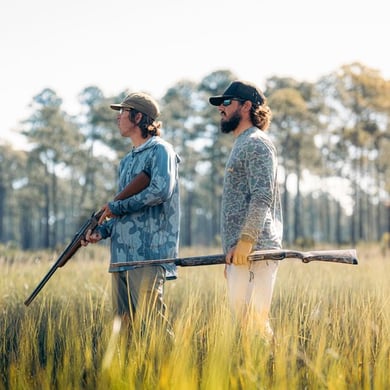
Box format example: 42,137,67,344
83,92,180,334
209,81,283,340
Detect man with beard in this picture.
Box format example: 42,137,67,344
209,81,283,340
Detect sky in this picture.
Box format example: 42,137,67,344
1,0,389,148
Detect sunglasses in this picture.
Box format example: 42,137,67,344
119,108,131,114
221,98,245,106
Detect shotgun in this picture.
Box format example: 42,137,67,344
24,171,151,306
109,248,358,269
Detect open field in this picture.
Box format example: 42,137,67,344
1,244,389,389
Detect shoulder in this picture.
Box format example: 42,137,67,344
250,129,276,152
152,138,180,161
236,131,276,161
148,136,174,151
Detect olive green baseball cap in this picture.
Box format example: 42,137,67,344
110,92,160,120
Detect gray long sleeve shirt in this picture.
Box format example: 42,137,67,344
221,127,283,253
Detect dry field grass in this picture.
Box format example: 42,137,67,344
1,243,389,389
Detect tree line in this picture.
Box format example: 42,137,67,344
0,62,389,251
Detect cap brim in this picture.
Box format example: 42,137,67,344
110,104,123,111
209,95,234,106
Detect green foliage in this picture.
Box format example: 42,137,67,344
1,62,389,249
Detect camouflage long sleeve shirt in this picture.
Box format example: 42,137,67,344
97,136,180,279
221,127,283,254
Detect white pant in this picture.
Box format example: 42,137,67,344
226,260,279,335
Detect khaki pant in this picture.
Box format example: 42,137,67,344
226,260,279,337
111,265,167,322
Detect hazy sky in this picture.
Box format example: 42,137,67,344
1,0,389,146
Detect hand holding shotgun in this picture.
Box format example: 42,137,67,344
24,171,150,306
81,171,151,244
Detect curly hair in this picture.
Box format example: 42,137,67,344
249,102,272,131
128,109,162,138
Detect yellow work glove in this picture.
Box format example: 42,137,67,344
232,239,253,265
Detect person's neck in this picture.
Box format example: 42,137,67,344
131,133,152,148
233,119,254,138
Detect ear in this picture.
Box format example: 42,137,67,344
134,112,143,125
242,100,252,112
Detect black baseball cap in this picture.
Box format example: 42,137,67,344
209,80,265,106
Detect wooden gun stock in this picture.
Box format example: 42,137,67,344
248,249,358,264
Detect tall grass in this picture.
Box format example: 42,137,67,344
1,244,389,389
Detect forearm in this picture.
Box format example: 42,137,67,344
110,149,177,216
240,197,269,242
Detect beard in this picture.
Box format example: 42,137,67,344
220,111,241,133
